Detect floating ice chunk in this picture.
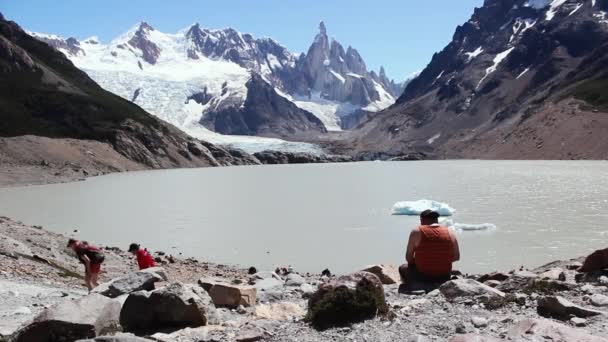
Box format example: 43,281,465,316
452,223,497,231
392,199,456,216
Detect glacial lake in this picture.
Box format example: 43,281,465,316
1,161,607,275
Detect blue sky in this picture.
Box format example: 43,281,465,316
3,0,483,80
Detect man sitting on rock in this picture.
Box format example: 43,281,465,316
399,210,460,292
67,239,105,291
128,243,156,270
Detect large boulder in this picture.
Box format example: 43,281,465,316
507,318,608,341
198,279,257,307
537,296,605,319
362,264,400,285
439,279,505,300
120,282,217,334
306,271,388,330
13,294,121,342
579,247,608,273
94,271,163,298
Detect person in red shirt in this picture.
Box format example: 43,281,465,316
128,243,156,270
67,239,104,291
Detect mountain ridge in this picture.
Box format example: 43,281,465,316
349,0,608,160
29,20,402,152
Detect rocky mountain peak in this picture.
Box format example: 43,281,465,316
319,21,327,36
137,21,154,33
128,21,160,65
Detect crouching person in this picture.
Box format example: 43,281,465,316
68,239,105,291
399,210,460,293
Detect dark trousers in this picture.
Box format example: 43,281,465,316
399,263,450,293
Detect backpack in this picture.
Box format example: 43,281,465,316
86,249,105,264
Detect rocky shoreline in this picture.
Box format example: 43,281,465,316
1,217,608,341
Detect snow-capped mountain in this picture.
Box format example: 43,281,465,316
351,0,608,159
31,21,401,152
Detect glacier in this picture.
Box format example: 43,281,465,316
391,199,456,216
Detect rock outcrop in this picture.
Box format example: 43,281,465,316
200,73,327,139
253,150,352,164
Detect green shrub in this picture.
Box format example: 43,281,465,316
306,277,388,330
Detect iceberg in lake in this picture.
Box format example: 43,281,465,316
453,223,497,231
391,199,456,216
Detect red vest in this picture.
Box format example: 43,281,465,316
415,225,454,277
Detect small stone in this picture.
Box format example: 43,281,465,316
237,305,247,314
570,317,587,327
590,294,608,307
600,276,608,285
12,306,32,315
484,280,501,288
471,316,488,328
455,322,467,334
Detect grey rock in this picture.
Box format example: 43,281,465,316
285,273,306,287
483,280,501,288
13,294,121,342
590,293,608,307
97,271,162,298
539,268,566,281
254,278,283,292
150,326,227,342
455,322,467,334
508,318,608,342
495,271,537,293
76,333,152,341
235,326,265,342
138,267,168,281
537,296,605,319
471,316,488,328
120,282,217,333
448,334,500,342
571,317,587,327
440,279,506,300
300,283,316,298
407,335,432,342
